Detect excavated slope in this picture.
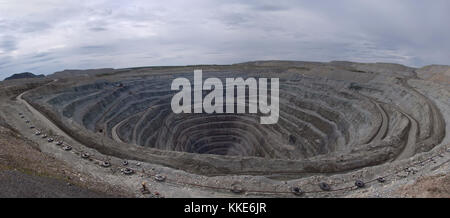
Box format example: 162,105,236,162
22,61,446,175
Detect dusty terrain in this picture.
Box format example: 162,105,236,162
0,120,131,197
0,61,449,197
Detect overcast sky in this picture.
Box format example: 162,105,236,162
1,0,449,79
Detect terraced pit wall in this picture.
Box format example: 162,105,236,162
21,62,446,176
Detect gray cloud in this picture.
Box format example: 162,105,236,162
1,0,449,80
0,35,17,52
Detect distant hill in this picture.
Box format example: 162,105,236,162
50,68,114,78
4,72,45,81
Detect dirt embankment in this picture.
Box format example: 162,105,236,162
0,116,131,198
395,173,450,198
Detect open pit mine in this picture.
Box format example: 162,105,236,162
0,61,449,197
